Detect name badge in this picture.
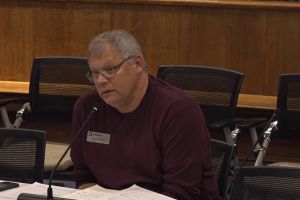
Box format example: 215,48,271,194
86,131,110,144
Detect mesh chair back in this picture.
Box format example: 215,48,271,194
157,65,244,125
29,57,94,116
0,128,46,183
277,74,300,137
211,139,234,198
229,166,300,200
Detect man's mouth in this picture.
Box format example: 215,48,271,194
101,90,114,97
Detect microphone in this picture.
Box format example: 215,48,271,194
17,102,101,200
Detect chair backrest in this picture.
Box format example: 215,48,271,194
276,74,300,137
0,128,46,183
29,56,94,116
211,139,234,198
157,65,244,125
229,166,300,200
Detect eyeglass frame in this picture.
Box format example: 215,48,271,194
86,55,135,83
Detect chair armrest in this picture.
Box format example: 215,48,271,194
236,117,267,130
0,98,28,107
209,118,236,129
0,98,30,128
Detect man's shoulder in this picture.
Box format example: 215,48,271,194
74,90,100,110
151,76,196,106
78,90,98,100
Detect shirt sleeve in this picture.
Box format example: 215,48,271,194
159,101,220,200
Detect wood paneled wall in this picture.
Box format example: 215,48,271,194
1,0,300,96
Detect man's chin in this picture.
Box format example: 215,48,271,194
102,97,118,107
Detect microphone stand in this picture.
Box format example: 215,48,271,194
18,103,100,200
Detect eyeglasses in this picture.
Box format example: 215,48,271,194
86,55,135,83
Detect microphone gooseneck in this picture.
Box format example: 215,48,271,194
47,103,100,198
18,102,101,200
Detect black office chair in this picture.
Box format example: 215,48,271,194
0,128,46,183
0,57,94,185
276,74,300,137
211,139,234,199
228,166,300,200
157,65,243,166
0,56,93,127
256,74,300,167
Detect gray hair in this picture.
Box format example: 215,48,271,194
88,30,144,61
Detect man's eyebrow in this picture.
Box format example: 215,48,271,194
92,61,114,69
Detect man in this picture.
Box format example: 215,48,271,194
71,29,220,200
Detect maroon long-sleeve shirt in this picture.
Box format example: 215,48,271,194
71,76,220,200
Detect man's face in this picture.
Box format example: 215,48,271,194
88,45,140,110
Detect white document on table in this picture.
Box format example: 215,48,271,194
64,184,175,200
0,182,77,200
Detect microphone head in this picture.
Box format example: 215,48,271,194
92,102,102,111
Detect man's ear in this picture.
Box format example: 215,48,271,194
134,55,145,72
